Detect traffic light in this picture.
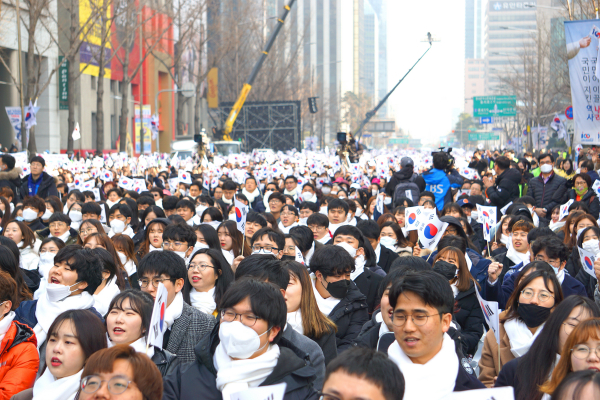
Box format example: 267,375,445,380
308,97,319,114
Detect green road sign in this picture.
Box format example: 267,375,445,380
468,132,500,141
389,138,409,144
473,95,516,118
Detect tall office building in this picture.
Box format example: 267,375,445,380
370,0,388,117
464,0,485,115
363,0,379,108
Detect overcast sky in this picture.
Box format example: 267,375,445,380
386,0,467,144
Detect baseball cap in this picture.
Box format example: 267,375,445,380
401,157,414,168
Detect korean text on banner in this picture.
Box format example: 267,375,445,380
234,197,249,234
147,283,169,349
565,20,600,145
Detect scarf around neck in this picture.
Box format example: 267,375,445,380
0,311,15,342
242,188,260,203
287,309,303,335
32,366,82,400
164,292,184,330
278,221,298,234
504,318,544,357
93,277,121,316
190,286,217,316
351,255,366,281
108,335,155,358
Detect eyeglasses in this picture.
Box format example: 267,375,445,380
533,257,560,267
317,393,342,400
280,212,296,217
138,277,173,289
221,309,260,327
252,245,279,252
49,223,67,229
520,288,554,303
188,263,214,272
445,228,458,235
308,225,327,232
391,312,441,327
81,375,133,395
571,344,600,359
80,228,97,235
162,241,187,250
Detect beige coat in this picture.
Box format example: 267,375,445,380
477,313,516,387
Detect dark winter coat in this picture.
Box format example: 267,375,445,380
162,324,318,400
152,347,179,377
568,188,600,219
20,172,58,199
0,167,22,202
485,168,522,213
454,282,485,356
353,268,384,315
328,282,369,352
528,173,568,220
378,245,399,274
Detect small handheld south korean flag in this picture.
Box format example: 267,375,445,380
416,212,448,250
118,176,134,191
178,170,192,184
147,282,169,350
475,286,500,344
476,204,497,224
25,100,37,130
376,193,385,214
559,199,574,222
482,217,493,242
132,179,146,194
404,206,425,232
233,196,249,234
72,122,81,141
460,167,478,180
202,175,211,190
295,246,305,265
578,246,598,279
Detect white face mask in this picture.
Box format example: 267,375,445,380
22,208,38,222
355,208,363,217
471,211,479,221
322,187,331,195
173,248,190,261
116,251,128,265
384,197,392,205
540,164,553,174
371,189,378,196
319,206,328,215
299,217,308,225
110,219,126,234
39,252,55,266
194,242,209,252
229,214,237,221
179,189,187,196
583,239,600,255
69,210,83,222
218,320,271,359
301,191,314,201
46,282,81,302
336,241,357,258
380,236,396,250
42,209,53,220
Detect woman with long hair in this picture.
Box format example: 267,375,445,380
83,233,128,288
478,266,564,387
0,246,31,305
379,221,412,256
567,213,597,251
4,221,40,276
560,211,585,245
433,246,484,356
66,201,84,231
90,247,125,315
284,260,338,365
77,219,105,245
217,220,250,264
193,224,221,251
11,309,107,400
111,233,139,289
496,296,600,400
0,196,11,232
541,318,600,397
136,218,168,260
182,248,234,317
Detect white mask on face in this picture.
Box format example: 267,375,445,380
380,236,396,250
116,251,128,265
194,242,209,252
322,187,331,195
69,210,83,222
471,211,479,221
229,214,237,221
173,250,189,263
39,252,55,266
319,206,328,215
110,219,126,234
540,164,553,174
22,208,38,222
371,189,378,196
336,241,357,258
218,320,271,359
384,197,392,205
179,189,187,196
355,208,363,217
196,205,207,217
583,239,600,255
46,282,81,302
42,209,53,220
301,191,314,201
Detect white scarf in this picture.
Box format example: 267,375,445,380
123,259,137,277
278,221,298,234
500,234,510,245
213,342,280,400
222,197,233,205
305,242,315,266
316,233,331,244
222,249,234,265
284,188,298,200
242,188,260,204
190,287,217,316
328,221,347,235
0,311,15,342
105,199,120,209
504,318,544,357
164,292,184,330
108,335,154,359
506,244,530,266
34,291,95,348
549,220,566,232
351,255,366,281
557,268,566,284
19,244,40,271
311,276,341,316
109,225,134,238
287,309,303,335
50,230,71,243
93,277,121,316
149,244,162,252
388,333,459,400
32,367,82,400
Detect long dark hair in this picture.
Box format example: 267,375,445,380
91,247,126,290
106,290,154,341
218,220,251,257
0,246,31,305
380,221,411,248
193,224,221,250
139,206,166,230
182,248,234,307
514,296,600,400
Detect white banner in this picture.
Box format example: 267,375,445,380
565,20,600,144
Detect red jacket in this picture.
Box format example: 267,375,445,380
0,320,38,400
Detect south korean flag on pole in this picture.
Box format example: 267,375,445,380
476,204,497,224
178,170,192,184
404,206,425,231
233,197,249,234
559,199,574,222
416,212,448,250
578,246,598,280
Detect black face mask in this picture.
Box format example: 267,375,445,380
517,303,552,328
433,260,458,281
281,255,295,261
323,278,349,299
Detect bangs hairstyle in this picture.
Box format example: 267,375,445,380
77,219,105,245
92,247,126,290
137,219,169,257
541,318,600,396
193,224,221,250
183,248,234,307
388,270,454,316
569,213,598,248
218,220,251,257
218,279,287,343
502,266,564,323
5,221,35,250
284,260,337,339
201,207,223,222
309,244,356,278
434,246,479,292
511,219,534,234
577,226,600,248
81,345,163,400
111,234,136,265
550,370,600,400
83,233,126,276
380,221,411,248
54,245,104,294
107,290,154,340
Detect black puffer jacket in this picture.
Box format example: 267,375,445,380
385,166,416,197
151,347,178,377
162,324,318,400
527,173,568,218
328,282,369,352
568,188,600,219
485,168,522,213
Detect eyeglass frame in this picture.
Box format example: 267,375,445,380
138,277,174,289
220,309,261,327
80,375,134,395
251,245,280,253
162,241,190,250
519,288,554,303
571,344,600,359
391,312,442,327
317,392,342,400
187,263,216,272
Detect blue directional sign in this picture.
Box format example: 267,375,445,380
480,117,493,124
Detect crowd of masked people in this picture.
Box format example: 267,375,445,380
1,147,600,400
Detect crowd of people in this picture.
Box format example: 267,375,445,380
1,145,600,399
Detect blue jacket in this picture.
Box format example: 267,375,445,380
484,262,588,309
417,168,464,210
14,299,104,330
424,248,490,294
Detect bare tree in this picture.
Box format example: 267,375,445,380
341,91,373,134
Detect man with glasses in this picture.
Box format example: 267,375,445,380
162,279,318,400
250,227,284,259
137,250,214,363
267,192,286,222
298,201,319,225
485,235,587,309
162,223,197,261
387,270,483,398
38,212,78,244
307,213,332,245
528,153,568,222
